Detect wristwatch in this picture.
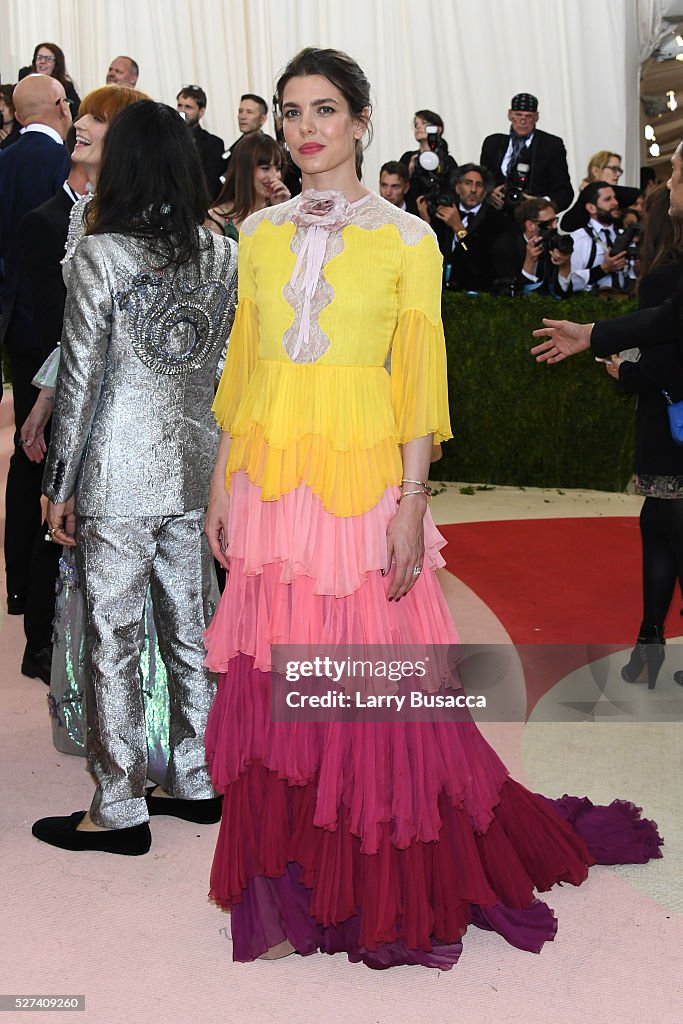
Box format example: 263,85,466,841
456,228,468,241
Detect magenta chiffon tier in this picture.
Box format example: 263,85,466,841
204,475,663,967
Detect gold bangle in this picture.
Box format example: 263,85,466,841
401,478,428,488
397,489,430,504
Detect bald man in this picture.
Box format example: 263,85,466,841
0,73,71,618
106,56,139,86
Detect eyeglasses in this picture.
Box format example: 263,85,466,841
604,165,623,177
55,96,73,109
36,53,57,64
536,216,558,226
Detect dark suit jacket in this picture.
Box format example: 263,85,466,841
616,261,683,476
592,277,683,358
491,226,528,291
491,225,571,298
0,131,70,346
191,124,227,203
479,128,574,213
447,205,507,291
13,187,75,361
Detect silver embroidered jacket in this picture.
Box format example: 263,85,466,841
44,229,237,514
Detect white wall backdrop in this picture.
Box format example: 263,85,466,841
0,0,662,204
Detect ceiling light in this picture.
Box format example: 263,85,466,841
667,90,678,111
649,142,661,157
645,124,655,140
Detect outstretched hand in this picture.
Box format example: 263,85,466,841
531,319,593,364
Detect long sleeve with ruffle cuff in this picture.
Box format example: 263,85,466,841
390,309,452,445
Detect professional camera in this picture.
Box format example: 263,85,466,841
412,125,458,219
536,223,574,257
610,223,641,259
503,162,530,207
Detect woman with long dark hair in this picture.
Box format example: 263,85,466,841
20,42,81,116
603,183,683,686
31,101,238,856
203,48,661,968
207,131,290,238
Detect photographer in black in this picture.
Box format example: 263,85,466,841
480,93,574,219
491,197,573,296
426,163,507,290
398,109,458,253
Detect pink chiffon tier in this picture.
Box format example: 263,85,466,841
205,472,663,969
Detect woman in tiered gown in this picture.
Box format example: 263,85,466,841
203,47,662,969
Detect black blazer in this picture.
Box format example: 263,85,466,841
13,187,75,361
191,124,227,204
490,225,571,298
616,261,683,476
592,274,683,358
0,131,70,345
448,204,507,292
491,226,528,290
479,129,574,213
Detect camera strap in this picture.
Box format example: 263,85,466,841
582,227,599,270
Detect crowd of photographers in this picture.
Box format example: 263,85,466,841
381,92,655,295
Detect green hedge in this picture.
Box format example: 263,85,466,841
438,292,638,491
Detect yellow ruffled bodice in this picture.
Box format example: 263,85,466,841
212,194,452,517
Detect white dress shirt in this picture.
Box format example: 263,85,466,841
569,217,620,292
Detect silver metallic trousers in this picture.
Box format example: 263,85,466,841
76,510,216,828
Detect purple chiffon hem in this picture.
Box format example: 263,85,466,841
228,795,662,969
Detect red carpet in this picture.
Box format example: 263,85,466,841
440,516,683,645
440,517,683,716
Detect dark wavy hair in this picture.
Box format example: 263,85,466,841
212,132,284,228
276,47,372,179
31,42,71,89
85,100,211,268
637,183,683,288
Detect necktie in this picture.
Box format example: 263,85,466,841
602,228,619,289
508,134,528,175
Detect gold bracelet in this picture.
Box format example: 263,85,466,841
397,489,430,504
401,478,428,488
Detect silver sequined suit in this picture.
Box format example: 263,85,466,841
43,229,237,828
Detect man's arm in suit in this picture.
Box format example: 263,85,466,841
535,134,574,212
532,285,683,362
479,134,505,184
591,297,682,356
16,207,68,362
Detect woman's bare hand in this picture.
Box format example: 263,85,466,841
385,496,427,600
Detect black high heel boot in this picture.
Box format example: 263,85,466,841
621,624,665,691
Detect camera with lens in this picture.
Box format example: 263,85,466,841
610,223,641,260
503,162,530,207
536,223,574,257
413,125,458,219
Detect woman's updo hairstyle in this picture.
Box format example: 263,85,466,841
276,47,373,179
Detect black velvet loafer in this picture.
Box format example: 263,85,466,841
32,811,151,855
145,787,222,824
